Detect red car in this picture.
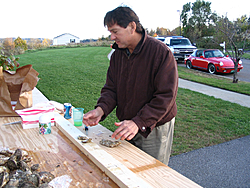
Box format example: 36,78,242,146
184,49,243,74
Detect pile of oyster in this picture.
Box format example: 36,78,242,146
0,148,55,188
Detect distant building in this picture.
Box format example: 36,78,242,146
53,33,80,45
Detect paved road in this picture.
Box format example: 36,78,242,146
223,59,250,82
169,135,250,188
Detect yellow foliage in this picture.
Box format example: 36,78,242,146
42,38,50,47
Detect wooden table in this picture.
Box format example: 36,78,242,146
0,88,202,188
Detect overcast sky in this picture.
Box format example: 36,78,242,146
1,0,249,40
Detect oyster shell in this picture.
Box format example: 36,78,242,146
19,160,32,174
2,148,55,187
0,157,9,166
99,139,121,148
0,171,9,187
0,148,14,157
77,135,88,140
77,135,92,143
31,164,40,172
39,183,53,188
0,166,9,174
38,171,55,184
18,181,37,188
7,149,22,171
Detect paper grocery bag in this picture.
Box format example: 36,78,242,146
0,65,39,117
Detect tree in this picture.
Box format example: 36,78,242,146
156,27,172,36
214,15,250,83
28,38,42,49
42,38,50,47
14,37,27,54
14,37,27,50
181,0,218,43
2,38,15,56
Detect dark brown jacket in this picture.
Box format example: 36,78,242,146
96,31,178,138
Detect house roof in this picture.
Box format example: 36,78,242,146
53,33,80,39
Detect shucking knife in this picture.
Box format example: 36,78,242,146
2,121,22,126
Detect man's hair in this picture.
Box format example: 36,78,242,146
104,6,143,33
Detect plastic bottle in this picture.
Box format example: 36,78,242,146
39,114,52,135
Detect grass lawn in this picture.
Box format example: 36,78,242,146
18,47,250,156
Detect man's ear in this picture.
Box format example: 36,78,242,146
129,22,136,34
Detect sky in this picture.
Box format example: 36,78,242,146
1,0,250,40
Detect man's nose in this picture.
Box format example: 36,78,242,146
110,34,116,40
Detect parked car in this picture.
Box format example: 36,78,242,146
154,36,166,43
185,49,243,74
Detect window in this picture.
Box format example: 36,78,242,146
196,50,203,57
70,39,75,43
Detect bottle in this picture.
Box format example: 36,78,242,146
39,114,52,135
64,103,72,119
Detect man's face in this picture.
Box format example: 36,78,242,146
108,23,133,49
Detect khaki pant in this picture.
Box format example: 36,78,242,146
128,117,175,165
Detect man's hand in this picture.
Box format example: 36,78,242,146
82,107,104,126
111,120,139,140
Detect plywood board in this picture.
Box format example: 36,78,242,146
0,116,119,188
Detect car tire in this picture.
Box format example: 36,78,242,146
186,60,192,69
208,64,216,74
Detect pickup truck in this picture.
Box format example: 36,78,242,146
164,36,197,62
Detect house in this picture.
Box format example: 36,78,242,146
53,33,80,45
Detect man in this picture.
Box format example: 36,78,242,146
83,6,178,165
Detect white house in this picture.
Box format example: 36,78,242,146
53,33,80,45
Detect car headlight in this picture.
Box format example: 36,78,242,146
239,60,243,65
219,62,224,66
174,49,180,54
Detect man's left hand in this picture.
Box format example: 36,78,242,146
111,120,139,140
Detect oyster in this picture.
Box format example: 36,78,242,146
7,149,23,171
31,164,40,172
2,148,55,187
38,171,55,184
18,181,37,188
77,135,88,140
26,173,40,187
0,157,9,166
0,148,14,157
4,178,19,187
99,139,121,148
23,156,33,163
7,169,39,187
19,160,32,174
39,183,53,188
0,171,9,187
77,135,92,143
0,166,9,174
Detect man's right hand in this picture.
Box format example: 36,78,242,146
82,107,104,126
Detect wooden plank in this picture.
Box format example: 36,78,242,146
0,116,119,188
73,122,202,188
55,113,153,188
32,87,49,104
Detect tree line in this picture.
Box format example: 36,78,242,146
0,37,52,56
